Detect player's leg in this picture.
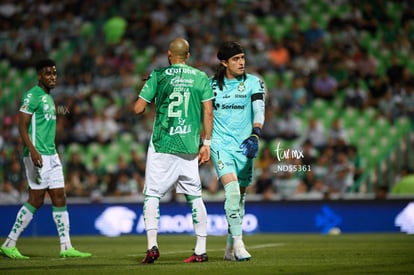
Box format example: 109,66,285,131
48,154,91,258
221,179,251,261
0,199,40,259
141,147,177,263
223,187,247,260
220,172,249,261
1,157,48,259
210,149,242,260
176,154,208,262
142,196,160,249
48,188,90,258
221,177,251,260
230,156,254,261
224,186,247,251
224,231,235,260
183,195,208,262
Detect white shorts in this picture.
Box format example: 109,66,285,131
144,145,202,198
23,154,64,190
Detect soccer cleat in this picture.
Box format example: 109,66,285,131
183,253,208,263
223,248,236,261
60,247,92,258
141,246,160,264
233,241,251,261
0,246,29,259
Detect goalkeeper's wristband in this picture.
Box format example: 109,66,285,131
252,127,261,138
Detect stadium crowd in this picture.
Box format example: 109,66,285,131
1,0,414,203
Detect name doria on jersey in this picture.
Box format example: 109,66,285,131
169,124,192,135
166,67,196,76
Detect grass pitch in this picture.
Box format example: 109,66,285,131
0,234,413,274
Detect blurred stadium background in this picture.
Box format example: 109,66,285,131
0,0,413,209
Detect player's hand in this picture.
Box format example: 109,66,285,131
30,149,43,168
240,128,261,159
198,145,210,165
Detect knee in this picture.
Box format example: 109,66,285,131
52,197,66,207
27,199,43,209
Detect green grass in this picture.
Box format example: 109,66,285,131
0,234,413,274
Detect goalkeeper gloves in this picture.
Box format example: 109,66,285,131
240,127,261,158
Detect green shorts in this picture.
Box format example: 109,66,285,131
210,147,254,187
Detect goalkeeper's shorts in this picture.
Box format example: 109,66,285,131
210,147,254,187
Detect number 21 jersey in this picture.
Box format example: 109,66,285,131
139,63,214,154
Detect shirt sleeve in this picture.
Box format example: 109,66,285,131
19,91,37,114
200,73,214,102
139,71,158,103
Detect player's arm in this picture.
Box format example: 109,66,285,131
240,91,265,159
252,92,265,130
18,111,42,167
133,97,149,115
134,72,156,115
198,99,213,165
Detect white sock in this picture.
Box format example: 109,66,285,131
143,196,160,249
3,203,35,248
226,232,234,248
233,235,242,242
52,207,72,251
190,198,207,255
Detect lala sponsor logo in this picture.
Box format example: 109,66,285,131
169,118,192,135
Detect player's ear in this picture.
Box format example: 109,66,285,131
220,60,228,68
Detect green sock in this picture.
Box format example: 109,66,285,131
224,181,242,237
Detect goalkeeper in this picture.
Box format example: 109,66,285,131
210,41,266,261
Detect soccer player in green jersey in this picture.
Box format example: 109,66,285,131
210,42,266,261
134,37,213,264
0,59,91,259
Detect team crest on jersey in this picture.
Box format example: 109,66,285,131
217,160,224,170
20,104,29,112
237,82,245,92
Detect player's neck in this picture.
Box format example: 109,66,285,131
170,57,186,65
38,83,51,94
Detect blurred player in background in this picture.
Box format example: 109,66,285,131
210,41,266,261
134,37,213,264
0,59,91,259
